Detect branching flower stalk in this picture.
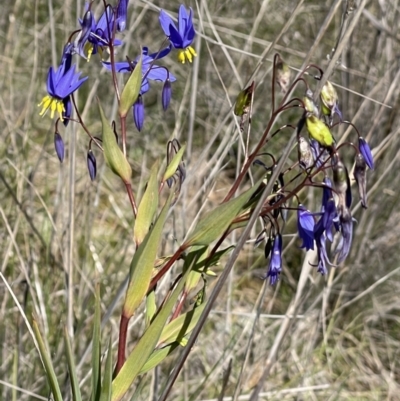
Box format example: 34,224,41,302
34,1,376,400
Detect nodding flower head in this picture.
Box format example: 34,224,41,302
297,204,315,251
159,5,197,63
264,234,282,285
103,47,176,129
358,137,374,170
75,4,123,61
38,45,88,124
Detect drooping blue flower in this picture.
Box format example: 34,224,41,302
265,234,282,285
314,197,337,243
38,46,88,124
75,3,123,60
103,47,175,129
159,5,197,63
358,137,374,170
297,204,315,251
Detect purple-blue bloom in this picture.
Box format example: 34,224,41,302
358,137,374,170
38,46,88,124
75,4,123,60
159,5,197,63
103,47,175,129
265,234,282,285
334,211,354,264
297,204,315,251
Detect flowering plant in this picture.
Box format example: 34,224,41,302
32,1,375,400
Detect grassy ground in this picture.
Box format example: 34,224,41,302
1,0,400,400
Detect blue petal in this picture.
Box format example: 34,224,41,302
134,96,145,131
168,24,184,48
159,10,176,36
178,5,189,38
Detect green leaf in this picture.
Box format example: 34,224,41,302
134,161,159,245
98,100,132,183
183,246,208,293
112,263,193,401
99,339,113,401
145,289,157,328
123,192,173,318
234,82,254,116
157,302,206,347
119,53,143,118
163,144,186,182
32,319,63,401
91,285,101,401
138,343,179,375
184,182,261,247
64,328,82,401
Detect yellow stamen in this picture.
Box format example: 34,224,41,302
38,95,65,121
177,46,197,64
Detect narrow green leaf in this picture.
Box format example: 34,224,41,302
133,161,159,245
64,328,83,401
112,264,193,401
183,246,208,293
99,339,113,401
92,285,101,401
163,144,186,182
98,100,132,183
184,182,261,247
123,192,173,318
157,302,206,347
138,343,179,375
119,54,143,118
32,320,63,401
145,289,157,328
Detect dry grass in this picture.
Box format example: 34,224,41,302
1,0,400,400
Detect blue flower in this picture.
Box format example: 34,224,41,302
358,137,374,170
76,4,122,60
265,234,282,285
103,47,176,129
297,204,315,251
38,46,88,124
159,5,197,63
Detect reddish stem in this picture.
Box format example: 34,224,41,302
115,314,129,375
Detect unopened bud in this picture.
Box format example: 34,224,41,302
54,132,65,163
354,153,367,208
87,150,97,181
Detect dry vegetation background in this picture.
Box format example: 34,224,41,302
1,0,400,400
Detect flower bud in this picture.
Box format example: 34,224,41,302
133,95,144,131
162,79,172,111
354,153,367,208
358,137,374,170
54,132,65,162
87,150,97,181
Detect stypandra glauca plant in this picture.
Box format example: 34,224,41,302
33,1,375,400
